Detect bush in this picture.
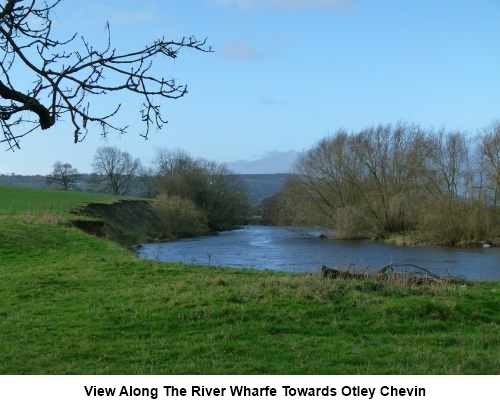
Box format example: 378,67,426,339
152,194,208,238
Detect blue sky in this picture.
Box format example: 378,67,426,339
1,0,499,175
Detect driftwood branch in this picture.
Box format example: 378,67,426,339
321,263,467,285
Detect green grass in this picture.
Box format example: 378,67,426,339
0,185,129,217
0,210,498,374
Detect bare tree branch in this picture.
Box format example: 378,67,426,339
0,0,211,150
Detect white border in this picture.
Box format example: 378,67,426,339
1,375,498,404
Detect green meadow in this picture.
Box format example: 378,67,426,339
0,186,498,374
0,185,126,216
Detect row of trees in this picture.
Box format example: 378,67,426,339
46,146,251,235
150,148,250,233
263,121,500,245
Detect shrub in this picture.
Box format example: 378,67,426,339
152,193,208,238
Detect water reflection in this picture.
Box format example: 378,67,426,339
137,226,500,281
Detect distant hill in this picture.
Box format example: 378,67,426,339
237,173,289,202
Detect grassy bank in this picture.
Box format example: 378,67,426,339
1,207,499,373
0,185,166,243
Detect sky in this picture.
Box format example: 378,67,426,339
1,0,499,175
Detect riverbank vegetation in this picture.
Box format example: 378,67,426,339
1,144,253,240
262,121,500,246
152,148,251,232
0,214,498,374
84,146,251,236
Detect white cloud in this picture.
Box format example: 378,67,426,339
212,0,353,11
107,2,160,25
218,41,279,62
257,96,292,107
257,96,276,105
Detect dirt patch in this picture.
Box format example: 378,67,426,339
71,200,165,244
70,218,105,237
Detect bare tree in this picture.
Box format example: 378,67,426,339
153,147,194,177
91,146,141,196
284,121,499,244
293,129,367,223
478,121,500,218
0,0,211,150
428,129,470,202
153,148,251,231
45,161,79,190
355,123,429,233
196,159,251,230
153,147,197,199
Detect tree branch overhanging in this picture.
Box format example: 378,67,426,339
0,0,212,150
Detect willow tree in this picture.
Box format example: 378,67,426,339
478,121,500,223
0,0,211,150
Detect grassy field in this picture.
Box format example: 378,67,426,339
0,186,499,374
0,185,127,216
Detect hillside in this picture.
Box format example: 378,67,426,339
237,173,288,202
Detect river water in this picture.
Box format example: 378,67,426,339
137,226,500,281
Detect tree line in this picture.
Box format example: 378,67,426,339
46,146,251,237
262,121,500,246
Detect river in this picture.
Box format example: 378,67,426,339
136,225,500,281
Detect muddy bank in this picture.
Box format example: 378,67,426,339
71,200,166,244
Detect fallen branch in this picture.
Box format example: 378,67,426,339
321,264,365,280
321,263,467,285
